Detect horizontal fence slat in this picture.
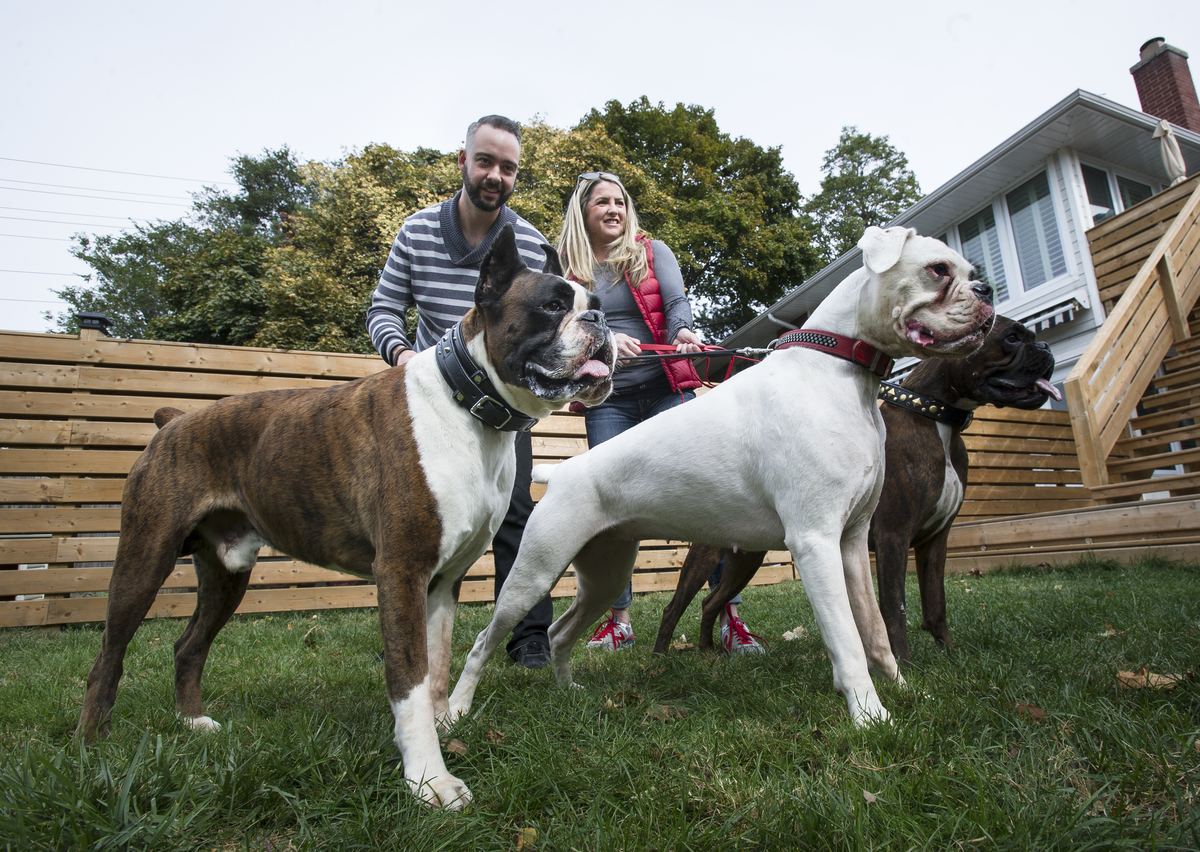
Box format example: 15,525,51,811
961,435,1081,455
0,333,388,378
0,478,127,506
75,365,350,397
0,506,121,535
0,448,142,476
0,390,213,421
0,419,154,448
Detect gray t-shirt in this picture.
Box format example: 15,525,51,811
589,240,695,396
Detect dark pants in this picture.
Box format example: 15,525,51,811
491,430,553,659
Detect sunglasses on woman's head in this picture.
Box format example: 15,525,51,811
577,171,622,186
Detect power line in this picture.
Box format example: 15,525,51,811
0,177,190,200
0,156,237,186
0,269,80,276
0,233,73,241
0,186,190,206
0,215,134,228
0,205,152,221
0,297,69,304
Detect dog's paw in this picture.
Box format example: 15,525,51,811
849,695,892,728
408,775,472,810
442,702,469,726
180,714,221,732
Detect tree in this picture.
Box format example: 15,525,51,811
51,147,311,343
579,97,819,339
58,115,920,350
251,144,462,353
55,223,181,338
802,127,923,265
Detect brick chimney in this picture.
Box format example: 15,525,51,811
1130,38,1200,132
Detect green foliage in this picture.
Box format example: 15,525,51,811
252,144,461,353
56,111,926,350
581,97,820,339
200,146,315,237
53,148,312,346
506,119,659,243
56,224,182,337
803,126,923,265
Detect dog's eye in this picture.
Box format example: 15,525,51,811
931,263,951,278
543,300,565,313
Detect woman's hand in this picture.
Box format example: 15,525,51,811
614,333,643,359
673,327,704,354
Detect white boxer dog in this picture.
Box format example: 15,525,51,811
447,226,995,727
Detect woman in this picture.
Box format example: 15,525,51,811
558,171,763,655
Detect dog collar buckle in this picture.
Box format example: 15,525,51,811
435,325,538,432
470,395,514,430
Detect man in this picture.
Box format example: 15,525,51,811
367,114,553,668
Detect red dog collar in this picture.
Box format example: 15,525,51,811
774,329,894,378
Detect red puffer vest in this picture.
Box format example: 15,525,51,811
625,236,702,393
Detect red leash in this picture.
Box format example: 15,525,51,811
618,344,764,384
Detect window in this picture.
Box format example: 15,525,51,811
1080,162,1159,226
1117,176,1152,209
958,206,1008,301
1006,172,1067,290
1082,164,1116,223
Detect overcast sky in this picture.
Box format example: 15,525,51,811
2,0,1196,334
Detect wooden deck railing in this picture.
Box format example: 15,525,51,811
1064,176,1200,498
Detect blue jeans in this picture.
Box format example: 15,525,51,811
584,391,738,610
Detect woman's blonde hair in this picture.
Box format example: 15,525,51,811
556,173,649,289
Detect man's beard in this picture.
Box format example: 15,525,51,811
461,168,513,213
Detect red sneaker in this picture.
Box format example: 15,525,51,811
587,612,635,650
721,603,766,654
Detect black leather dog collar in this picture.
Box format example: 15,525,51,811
434,325,537,432
878,380,974,430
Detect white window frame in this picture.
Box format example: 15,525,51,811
946,162,1077,316
1077,156,1161,228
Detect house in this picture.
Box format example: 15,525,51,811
723,38,1200,400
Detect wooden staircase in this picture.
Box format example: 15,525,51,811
1065,175,1200,503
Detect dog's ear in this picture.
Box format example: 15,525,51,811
540,243,564,278
859,226,915,274
476,225,525,308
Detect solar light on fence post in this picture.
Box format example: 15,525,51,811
77,312,112,338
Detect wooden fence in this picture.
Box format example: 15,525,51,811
2,327,1093,628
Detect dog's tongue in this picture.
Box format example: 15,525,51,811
1035,378,1062,401
573,360,611,380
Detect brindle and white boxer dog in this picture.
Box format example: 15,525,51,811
652,316,1058,664
75,225,615,810
447,226,995,728
870,315,1058,662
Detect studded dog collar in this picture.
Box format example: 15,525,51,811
878,380,974,430
434,324,537,432
773,329,894,378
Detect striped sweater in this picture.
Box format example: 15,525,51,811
367,191,549,364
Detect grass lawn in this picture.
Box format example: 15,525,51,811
1,555,1198,851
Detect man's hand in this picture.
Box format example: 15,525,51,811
392,346,416,367
673,328,704,354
